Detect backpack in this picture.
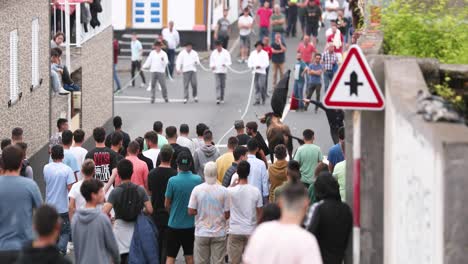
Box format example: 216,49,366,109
20,159,30,177
115,184,143,222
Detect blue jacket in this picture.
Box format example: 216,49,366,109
129,214,160,264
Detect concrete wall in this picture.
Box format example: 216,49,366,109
80,26,114,136
0,0,50,154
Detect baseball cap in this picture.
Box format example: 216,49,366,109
177,151,192,171
234,120,245,129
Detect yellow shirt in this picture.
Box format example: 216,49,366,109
216,152,235,183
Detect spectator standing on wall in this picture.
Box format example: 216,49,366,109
214,9,231,49
162,21,180,77
130,33,146,88
257,1,273,42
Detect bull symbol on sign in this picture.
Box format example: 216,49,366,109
345,71,363,96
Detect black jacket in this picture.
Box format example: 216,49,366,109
15,243,71,264
310,100,344,129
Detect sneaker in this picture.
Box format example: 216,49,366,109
253,101,260,106
140,83,146,88
220,100,225,104
237,59,243,63
151,98,155,104
58,87,70,95
216,100,220,105
184,99,188,104
146,85,152,92
165,98,169,103
194,97,199,103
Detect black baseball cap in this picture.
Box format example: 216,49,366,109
254,41,264,48
177,151,192,171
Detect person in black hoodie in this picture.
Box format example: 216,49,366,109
157,126,195,172
15,205,71,264
303,171,352,264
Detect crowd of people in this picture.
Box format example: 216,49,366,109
0,114,351,264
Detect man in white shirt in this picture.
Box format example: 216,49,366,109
143,41,169,103
247,41,270,105
68,159,95,221
238,8,254,63
176,42,200,104
70,129,88,180
209,40,232,104
162,21,180,77
245,138,269,205
130,33,146,88
176,124,196,154
143,131,160,168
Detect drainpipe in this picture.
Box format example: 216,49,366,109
206,0,212,50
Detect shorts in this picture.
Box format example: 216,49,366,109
306,24,319,37
240,35,251,48
166,227,195,258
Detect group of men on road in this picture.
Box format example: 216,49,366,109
1,113,352,264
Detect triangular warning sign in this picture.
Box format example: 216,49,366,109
323,45,385,110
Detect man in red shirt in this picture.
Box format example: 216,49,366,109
115,141,149,193
296,35,316,64
327,24,344,62
256,1,273,42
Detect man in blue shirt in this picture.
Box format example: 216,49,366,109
328,127,345,173
165,152,202,264
306,53,323,113
293,52,308,111
0,145,42,263
246,139,269,205
44,145,76,255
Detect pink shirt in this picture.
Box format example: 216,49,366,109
243,221,323,264
115,155,149,190
297,42,317,64
257,8,273,28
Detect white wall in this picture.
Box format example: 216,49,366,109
112,0,127,30
168,0,195,30
384,92,444,264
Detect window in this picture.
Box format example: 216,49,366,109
9,29,19,106
31,18,40,89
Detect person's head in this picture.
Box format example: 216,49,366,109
259,203,281,224
131,32,138,41
135,137,145,154
234,120,245,133
111,131,123,150
33,205,61,242
15,142,27,159
53,32,64,45
233,146,248,162
117,159,133,180
337,10,344,18
227,137,239,151
61,130,73,147
223,8,229,17
330,20,337,28
1,138,12,151
331,24,338,33
237,160,250,180
215,40,223,51
255,41,264,52
153,121,164,134
245,121,258,136
338,127,345,142
296,52,302,61
303,35,310,44
57,118,68,132
113,116,123,130
308,0,316,6
203,130,213,144
159,144,174,163
50,48,61,64
287,160,301,183
81,178,105,205
127,140,140,156
81,159,95,178
1,145,23,173
262,36,270,46
247,138,259,153
73,129,85,144
275,32,282,43
314,162,329,178
92,127,106,143
51,145,64,161
274,144,287,161
204,161,218,184
177,151,192,172
327,42,335,52
144,131,159,149
274,4,281,13
314,53,322,64
314,171,341,201
153,41,162,51
278,183,309,219
196,123,209,137
179,124,189,136
11,127,23,143
243,7,250,16
303,129,315,143
185,42,193,52
263,1,270,8
166,126,177,141
168,21,174,30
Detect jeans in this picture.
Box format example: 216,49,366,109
113,63,121,90
58,213,70,254
215,73,226,101
259,27,269,42
286,5,298,37
167,49,176,76
51,70,61,93
131,60,146,86
324,70,335,93
306,83,321,110
254,73,267,104
151,72,168,101
293,80,304,109
183,71,198,99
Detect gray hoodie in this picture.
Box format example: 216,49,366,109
71,208,121,264
193,144,220,179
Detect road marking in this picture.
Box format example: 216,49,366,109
115,98,186,104
115,95,150,101
229,37,240,54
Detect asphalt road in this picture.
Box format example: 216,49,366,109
114,27,334,157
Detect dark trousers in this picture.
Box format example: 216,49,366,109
167,49,176,76
121,253,129,264
286,5,298,37
330,126,340,144
0,251,19,264
157,224,168,264
61,66,73,85
218,35,229,49
131,60,146,86
305,83,321,110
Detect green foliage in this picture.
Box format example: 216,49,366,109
381,0,468,64
432,76,465,113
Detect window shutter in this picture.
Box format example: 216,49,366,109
9,29,19,104
31,18,40,88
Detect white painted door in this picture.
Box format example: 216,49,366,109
133,0,163,29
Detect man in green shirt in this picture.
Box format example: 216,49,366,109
293,129,323,189
270,4,286,44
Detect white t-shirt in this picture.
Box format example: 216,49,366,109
238,15,254,36
227,184,262,235
69,146,88,180
68,180,86,210
243,221,323,264
325,0,340,21
142,148,160,168
188,183,230,237
177,136,196,154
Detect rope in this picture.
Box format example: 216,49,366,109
115,69,150,94
226,65,253,75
